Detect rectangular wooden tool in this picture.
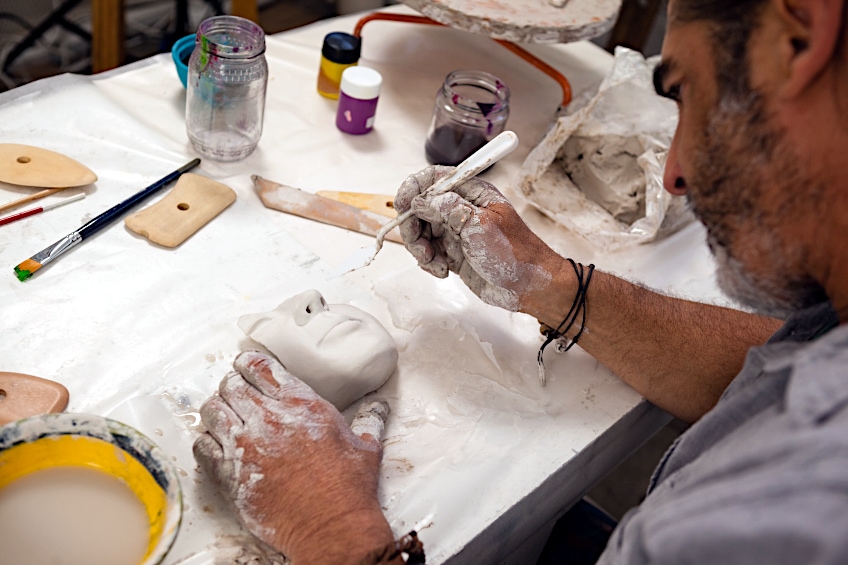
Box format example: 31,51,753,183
253,176,403,243
125,173,236,247
316,190,396,218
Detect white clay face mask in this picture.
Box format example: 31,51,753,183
238,289,399,410
0,466,150,565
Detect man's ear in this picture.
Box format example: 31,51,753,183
777,0,845,99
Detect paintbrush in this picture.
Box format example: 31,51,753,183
0,193,86,227
332,130,519,276
13,158,201,282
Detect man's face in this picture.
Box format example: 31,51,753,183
658,2,826,317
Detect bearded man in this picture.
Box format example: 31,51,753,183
193,0,848,562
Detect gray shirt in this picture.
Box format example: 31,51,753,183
599,303,848,564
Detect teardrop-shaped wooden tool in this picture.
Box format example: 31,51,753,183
0,372,69,425
0,144,97,188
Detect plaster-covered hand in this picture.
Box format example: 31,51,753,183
192,350,395,564
395,165,567,312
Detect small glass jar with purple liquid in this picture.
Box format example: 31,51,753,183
425,70,510,166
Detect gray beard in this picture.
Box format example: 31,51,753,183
710,236,797,319
692,92,828,320
709,230,827,320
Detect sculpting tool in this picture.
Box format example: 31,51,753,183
0,187,68,215
13,158,201,282
0,193,85,227
332,130,519,276
316,190,396,218
0,372,69,425
253,176,403,242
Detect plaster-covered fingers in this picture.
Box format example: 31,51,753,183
396,166,450,253
452,176,507,208
192,433,238,497
233,350,288,398
350,400,390,444
399,217,433,260
412,190,476,235
420,254,450,278
193,404,242,500
394,165,447,213
199,393,244,445
399,214,451,277
192,433,223,468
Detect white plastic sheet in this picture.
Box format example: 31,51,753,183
518,47,694,251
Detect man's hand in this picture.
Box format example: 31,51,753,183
193,350,396,564
395,166,568,314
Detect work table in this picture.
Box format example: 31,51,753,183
0,6,721,564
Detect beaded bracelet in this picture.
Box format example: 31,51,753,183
537,260,595,386
360,530,425,564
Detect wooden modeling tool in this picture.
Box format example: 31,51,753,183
13,158,201,282
125,173,236,247
253,176,404,243
0,144,97,214
332,130,519,276
0,372,69,426
316,191,396,218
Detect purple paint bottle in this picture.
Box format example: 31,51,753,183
336,66,382,135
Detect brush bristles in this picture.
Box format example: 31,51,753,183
14,259,42,282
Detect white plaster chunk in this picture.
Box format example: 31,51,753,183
238,290,399,411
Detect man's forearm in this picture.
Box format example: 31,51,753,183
526,259,783,423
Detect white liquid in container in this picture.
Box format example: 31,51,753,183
0,466,150,565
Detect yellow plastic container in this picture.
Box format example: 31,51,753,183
317,32,361,99
0,413,182,565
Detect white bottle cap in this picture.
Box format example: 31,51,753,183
340,66,382,100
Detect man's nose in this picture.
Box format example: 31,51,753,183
663,134,688,195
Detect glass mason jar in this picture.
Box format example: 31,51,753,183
424,70,510,166
186,16,268,161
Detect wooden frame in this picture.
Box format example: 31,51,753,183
91,0,259,74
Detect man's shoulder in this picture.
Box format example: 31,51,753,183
600,308,848,565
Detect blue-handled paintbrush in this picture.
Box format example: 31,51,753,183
13,158,201,281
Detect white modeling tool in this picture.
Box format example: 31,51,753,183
333,130,519,276
0,193,85,227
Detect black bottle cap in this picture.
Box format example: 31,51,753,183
321,32,361,65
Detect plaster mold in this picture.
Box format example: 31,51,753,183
238,290,399,411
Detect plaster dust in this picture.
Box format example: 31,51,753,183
0,466,149,565
370,266,559,444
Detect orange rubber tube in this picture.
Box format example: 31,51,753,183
353,12,572,108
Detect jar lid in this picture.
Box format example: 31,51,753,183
340,66,382,100
322,32,361,65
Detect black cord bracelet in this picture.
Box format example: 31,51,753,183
361,530,425,564
536,261,595,386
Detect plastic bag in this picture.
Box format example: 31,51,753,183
517,47,694,251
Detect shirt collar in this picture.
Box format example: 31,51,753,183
766,303,848,425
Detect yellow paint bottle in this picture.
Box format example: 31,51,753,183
317,32,361,99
